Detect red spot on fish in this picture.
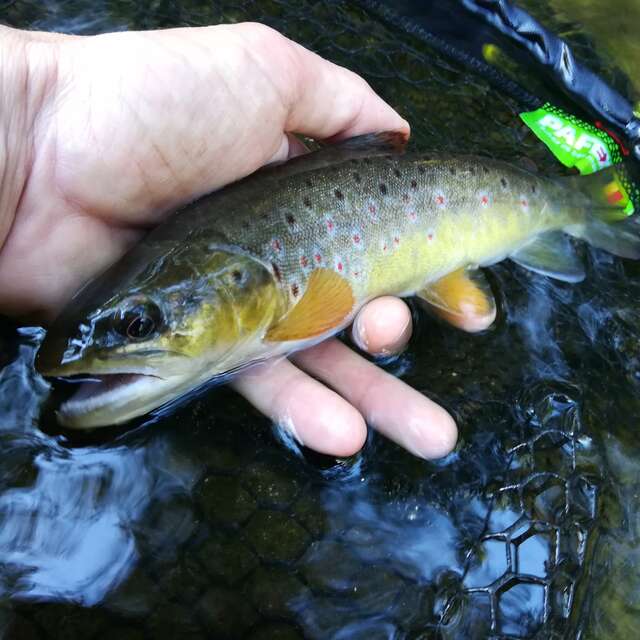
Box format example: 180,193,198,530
272,262,282,282
520,197,529,211
367,201,380,223
383,243,388,252
354,271,360,278
427,233,434,241
300,255,308,268
337,261,344,272
481,195,489,206
291,283,299,297
353,234,361,244
408,211,417,222
314,253,322,264
272,239,282,253
324,215,337,235
394,237,400,245
435,194,445,206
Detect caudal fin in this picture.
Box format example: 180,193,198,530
563,165,640,259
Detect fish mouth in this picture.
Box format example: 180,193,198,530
53,372,173,429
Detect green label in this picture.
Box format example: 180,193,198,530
520,103,621,175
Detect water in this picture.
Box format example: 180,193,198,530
1,1,640,638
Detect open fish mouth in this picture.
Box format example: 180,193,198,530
53,373,170,429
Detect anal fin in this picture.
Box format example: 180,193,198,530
266,268,354,342
510,231,585,282
418,268,496,333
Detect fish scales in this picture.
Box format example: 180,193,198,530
202,153,583,306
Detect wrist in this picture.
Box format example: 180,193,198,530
0,27,56,252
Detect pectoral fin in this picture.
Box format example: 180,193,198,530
418,268,496,332
266,268,355,342
510,231,585,282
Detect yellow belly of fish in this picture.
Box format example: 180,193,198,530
365,208,553,298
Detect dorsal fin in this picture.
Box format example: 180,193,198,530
257,131,408,183
265,268,355,342
329,131,408,154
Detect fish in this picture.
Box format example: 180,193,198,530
35,132,640,428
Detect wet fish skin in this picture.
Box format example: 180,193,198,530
209,149,581,303
35,132,631,428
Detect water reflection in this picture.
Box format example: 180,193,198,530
0,327,201,606
0,445,144,604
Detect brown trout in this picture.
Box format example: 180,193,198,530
36,132,640,428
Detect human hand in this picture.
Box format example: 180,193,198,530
0,23,487,457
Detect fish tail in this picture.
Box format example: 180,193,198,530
563,165,640,259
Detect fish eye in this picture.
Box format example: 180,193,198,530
114,299,164,341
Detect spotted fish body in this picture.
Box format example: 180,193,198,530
36,132,639,428
209,150,581,307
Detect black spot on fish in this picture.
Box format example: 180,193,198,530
286,214,295,226
291,283,299,297
500,177,508,188
350,158,359,164
482,165,489,174
418,166,426,174
353,172,361,183
410,179,417,189
449,167,456,176
469,167,476,175
393,168,401,178
334,189,344,200
303,197,312,208
241,221,250,230
305,179,313,188
232,270,243,284
379,183,388,195
531,183,537,194
363,158,371,165
272,262,282,282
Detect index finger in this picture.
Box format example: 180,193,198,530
233,23,410,142
284,37,410,141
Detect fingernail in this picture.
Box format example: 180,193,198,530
387,316,412,354
408,414,458,460
352,313,369,351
